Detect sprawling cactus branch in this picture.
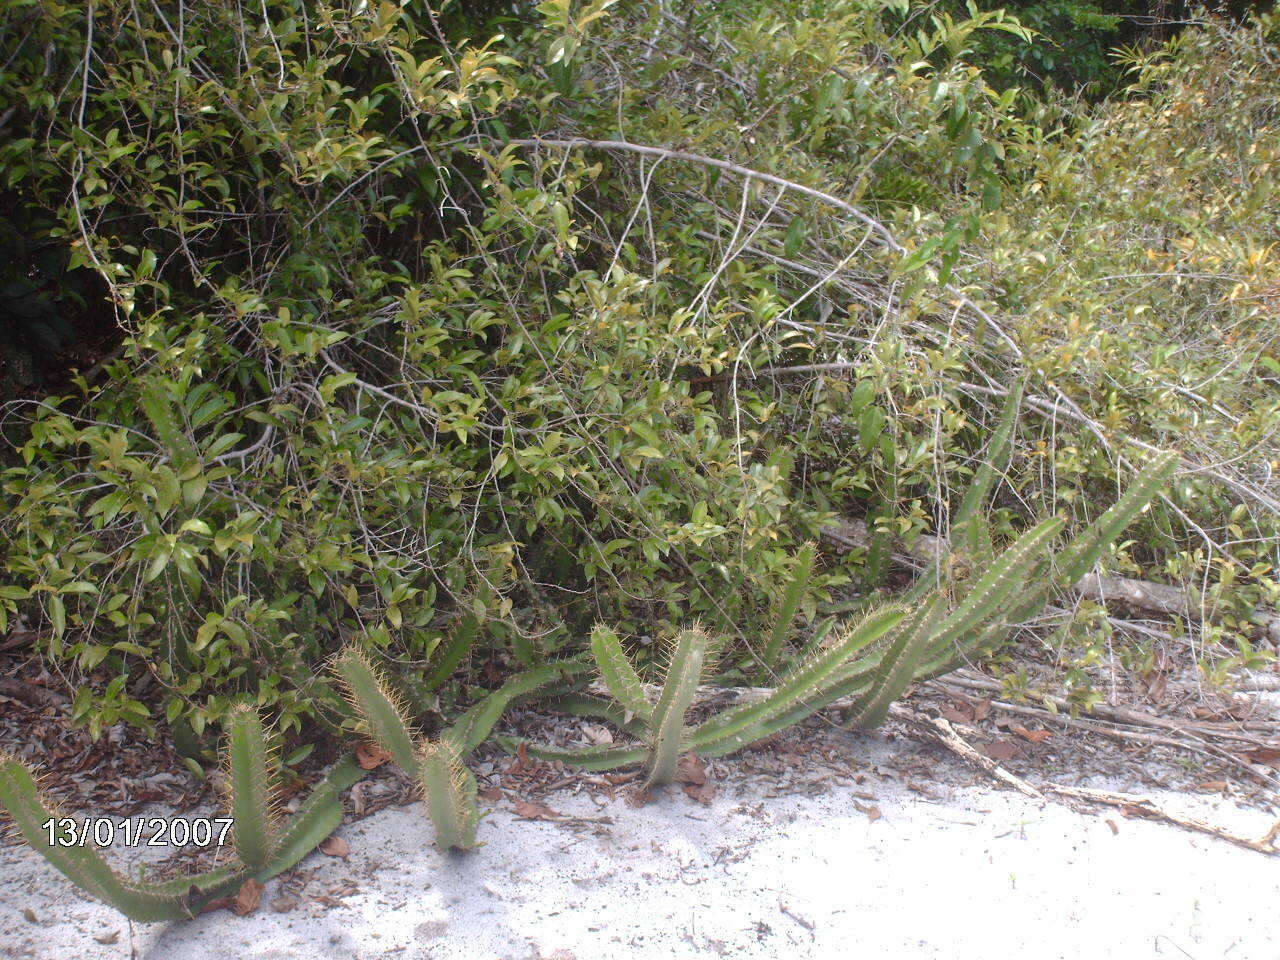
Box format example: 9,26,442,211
0,718,362,922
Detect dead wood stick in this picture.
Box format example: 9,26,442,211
1041,785,1279,856
943,673,1280,747
927,682,1272,783
888,703,1279,856
885,704,1043,798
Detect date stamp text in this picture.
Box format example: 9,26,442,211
40,817,235,848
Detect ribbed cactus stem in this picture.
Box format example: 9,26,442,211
0,756,202,920
590,624,652,723
760,542,816,669
693,606,905,754
225,704,279,871
846,594,943,729
646,627,708,786
418,741,479,851
425,600,487,691
333,647,420,773
923,516,1064,667
1054,451,1179,583
140,382,199,469
952,379,1023,551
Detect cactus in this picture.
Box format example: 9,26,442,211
843,595,944,729
418,740,479,850
646,628,709,785
423,594,488,691
140,381,200,471
504,609,905,780
333,647,476,850
333,647,583,848
758,542,817,674
224,704,280,871
952,379,1023,554
913,450,1180,681
503,444,1179,775
0,719,362,923
590,624,653,723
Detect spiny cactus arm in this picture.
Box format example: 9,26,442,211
225,704,279,871
332,647,420,773
0,756,242,921
418,741,479,851
542,693,649,738
952,379,1023,552
916,454,1177,681
689,606,905,756
140,382,200,470
922,515,1065,665
646,627,708,786
913,560,1053,682
254,754,362,880
694,674,882,758
845,595,944,729
760,542,816,669
497,737,651,771
424,601,486,691
1053,451,1179,584
446,661,592,754
589,624,653,723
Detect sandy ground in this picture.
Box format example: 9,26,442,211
2,723,1278,960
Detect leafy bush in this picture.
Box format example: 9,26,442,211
0,0,1275,749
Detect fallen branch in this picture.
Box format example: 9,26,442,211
927,681,1273,785
1042,784,1280,856
885,703,1042,798
942,672,1280,747
888,703,1279,857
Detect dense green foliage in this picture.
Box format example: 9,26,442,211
1,0,1276,757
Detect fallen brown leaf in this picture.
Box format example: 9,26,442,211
682,781,717,804
1105,820,1119,835
940,705,973,724
513,799,561,821
1242,746,1280,768
478,785,503,802
356,741,393,770
865,805,883,823
319,835,350,858
1012,725,1052,744
676,752,707,785
233,879,265,916
972,700,992,722
983,739,1021,761
1194,780,1229,792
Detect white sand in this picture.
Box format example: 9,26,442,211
2,731,1277,960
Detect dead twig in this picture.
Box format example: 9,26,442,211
885,703,1043,798
1041,784,1279,857
889,703,1279,857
